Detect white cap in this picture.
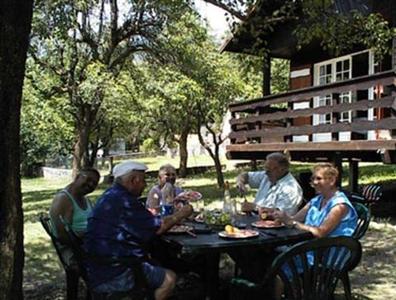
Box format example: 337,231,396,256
112,161,148,178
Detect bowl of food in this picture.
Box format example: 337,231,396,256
203,210,232,230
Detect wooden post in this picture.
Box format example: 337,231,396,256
255,109,262,143
332,93,340,141
250,159,257,171
393,1,396,69
332,152,343,188
263,54,271,96
393,36,396,69
348,159,359,192
108,156,114,174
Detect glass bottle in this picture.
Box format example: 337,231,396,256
160,182,174,216
162,182,175,204
223,181,232,214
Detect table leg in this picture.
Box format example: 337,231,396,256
203,252,220,300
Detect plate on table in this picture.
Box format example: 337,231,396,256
168,224,194,234
178,191,202,201
251,220,285,229
194,212,205,223
218,229,259,239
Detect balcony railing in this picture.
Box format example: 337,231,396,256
227,69,396,162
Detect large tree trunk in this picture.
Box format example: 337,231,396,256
212,150,224,188
0,1,33,299
178,129,189,178
72,107,98,176
72,124,90,176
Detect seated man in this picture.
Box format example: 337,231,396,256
49,167,100,265
84,160,193,300
236,152,303,215
146,164,184,212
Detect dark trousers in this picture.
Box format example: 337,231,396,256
228,246,278,283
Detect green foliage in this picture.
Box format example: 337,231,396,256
202,0,394,60
141,138,160,153
21,70,74,175
28,0,191,169
295,4,395,59
134,12,258,148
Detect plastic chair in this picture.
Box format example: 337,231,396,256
352,202,371,240
39,214,87,300
336,201,371,300
361,184,382,205
229,236,362,300
60,216,152,300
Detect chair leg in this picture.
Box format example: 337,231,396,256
86,289,92,300
65,269,80,300
234,263,240,277
341,272,353,300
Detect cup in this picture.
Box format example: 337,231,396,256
160,204,174,217
191,198,204,213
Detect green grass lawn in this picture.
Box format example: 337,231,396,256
22,157,396,299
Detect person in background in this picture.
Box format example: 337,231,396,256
236,152,303,215
84,161,193,300
49,167,100,264
146,164,184,213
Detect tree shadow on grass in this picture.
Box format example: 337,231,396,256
24,236,63,283
348,225,396,300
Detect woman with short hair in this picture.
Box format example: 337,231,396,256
273,163,357,238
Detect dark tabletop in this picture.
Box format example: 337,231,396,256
162,214,313,254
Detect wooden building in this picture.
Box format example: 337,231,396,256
222,0,396,190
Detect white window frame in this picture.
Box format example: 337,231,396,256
312,51,373,142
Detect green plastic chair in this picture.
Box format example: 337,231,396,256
229,236,362,300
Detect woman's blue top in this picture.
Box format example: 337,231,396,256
305,191,357,237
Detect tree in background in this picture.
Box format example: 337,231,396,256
0,0,34,299
29,0,189,174
22,64,74,176
137,12,262,182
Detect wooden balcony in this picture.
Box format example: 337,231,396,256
227,69,396,163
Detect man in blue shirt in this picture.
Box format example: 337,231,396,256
84,161,193,300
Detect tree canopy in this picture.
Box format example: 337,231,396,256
199,0,395,58
28,0,190,173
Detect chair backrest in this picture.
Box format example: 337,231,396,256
266,236,362,300
39,214,71,270
361,184,382,203
352,202,371,240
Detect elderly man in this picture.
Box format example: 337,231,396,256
84,161,192,300
237,152,303,216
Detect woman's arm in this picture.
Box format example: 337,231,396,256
282,204,348,238
271,203,309,224
292,203,310,222
49,194,73,244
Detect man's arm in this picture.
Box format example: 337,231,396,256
49,194,73,244
236,172,249,193
156,205,193,235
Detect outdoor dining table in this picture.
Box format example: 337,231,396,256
161,214,313,299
